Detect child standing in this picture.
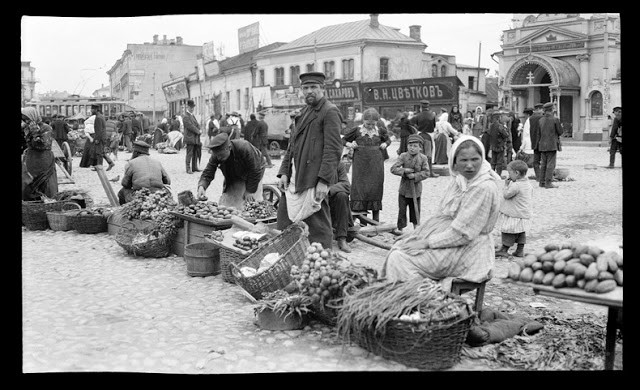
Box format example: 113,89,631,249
390,134,430,234
495,160,533,258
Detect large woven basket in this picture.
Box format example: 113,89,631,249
22,200,68,231
231,222,309,300
70,212,108,234
46,202,83,231
218,246,250,284
115,221,176,258
353,297,475,370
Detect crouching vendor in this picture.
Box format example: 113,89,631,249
196,132,265,210
118,140,171,205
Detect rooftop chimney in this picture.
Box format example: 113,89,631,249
176,36,183,45
370,14,379,28
409,25,422,42
153,34,158,44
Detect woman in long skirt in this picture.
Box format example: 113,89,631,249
343,108,391,222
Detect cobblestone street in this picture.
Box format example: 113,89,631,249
21,140,623,373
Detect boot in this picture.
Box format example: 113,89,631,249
495,245,511,258
337,238,351,253
186,167,193,174
428,158,439,177
512,244,525,258
106,161,115,171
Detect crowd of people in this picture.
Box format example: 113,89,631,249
21,70,622,293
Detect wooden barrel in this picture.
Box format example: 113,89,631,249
184,242,220,277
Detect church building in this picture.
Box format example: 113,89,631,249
495,13,621,140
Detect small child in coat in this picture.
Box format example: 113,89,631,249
390,134,430,233
495,160,533,258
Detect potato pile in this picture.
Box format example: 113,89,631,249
174,201,241,222
508,242,623,294
121,188,177,220
205,230,224,242
289,242,377,307
243,200,277,220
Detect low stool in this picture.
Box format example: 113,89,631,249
450,279,487,315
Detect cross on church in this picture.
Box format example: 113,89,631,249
526,71,535,85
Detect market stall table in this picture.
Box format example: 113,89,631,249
506,279,622,370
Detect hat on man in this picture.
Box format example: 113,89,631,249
299,71,326,85
407,134,424,146
231,111,239,116
613,106,622,112
133,140,151,155
208,132,230,152
420,100,430,105
542,102,554,110
187,99,195,108
523,108,534,115
90,103,101,110
534,103,544,109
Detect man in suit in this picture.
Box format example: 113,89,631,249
122,114,134,152
277,71,343,249
537,102,564,188
183,99,202,174
608,106,622,168
528,103,544,180
51,114,70,149
410,100,438,177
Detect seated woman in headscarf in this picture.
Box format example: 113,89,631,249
433,110,460,165
22,107,58,201
381,135,502,291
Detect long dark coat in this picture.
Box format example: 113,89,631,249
182,111,201,145
537,114,563,152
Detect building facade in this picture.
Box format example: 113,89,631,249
495,13,621,140
107,35,202,124
21,61,37,106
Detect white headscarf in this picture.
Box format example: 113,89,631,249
161,118,168,124
439,135,501,217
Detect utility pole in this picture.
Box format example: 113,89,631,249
476,41,482,92
152,72,156,125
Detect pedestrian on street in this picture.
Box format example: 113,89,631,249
608,106,622,168
517,108,535,169
224,112,241,140
51,114,70,150
528,103,545,180
183,99,202,174
395,111,416,156
494,160,533,258
488,111,509,176
196,132,265,210
537,102,563,189
207,114,219,143
106,115,121,162
21,107,58,201
472,106,487,139
390,134,430,234
480,108,492,162
381,135,502,291
257,111,273,168
276,71,343,249
132,113,142,141
449,105,463,133
243,114,260,149
122,114,134,153
79,104,113,171
329,161,356,253
509,111,522,161
410,100,438,177
118,140,171,205
343,107,391,223
433,111,460,165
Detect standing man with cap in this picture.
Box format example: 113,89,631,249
196,132,265,210
79,104,110,170
537,102,563,188
410,100,438,177
118,140,171,205
608,107,622,168
277,71,343,249
51,114,70,150
183,99,202,174
528,103,545,180
257,111,273,168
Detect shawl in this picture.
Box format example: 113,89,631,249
439,135,501,217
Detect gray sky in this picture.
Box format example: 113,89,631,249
21,13,514,96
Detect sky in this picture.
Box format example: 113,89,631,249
21,13,515,96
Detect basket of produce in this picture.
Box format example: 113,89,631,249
121,188,178,221
46,202,83,231
254,290,313,331
242,200,277,221
506,241,623,293
336,278,475,370
115,213,181,258
22,198,68,230
54,189,94,209
172,201,245,228
69,207,111,234
288,243,378,326
231,222,310,300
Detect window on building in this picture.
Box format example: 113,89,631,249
342,59,354,80
226,92,230,112
468,76,475,90
244,88,250,110
275,67,285,86
306,63,315,73
259,69,265,86
432,64,438,77
590,91,603,117
290,65,301,86
236,89,241,111
441,65,447,77
379,58,389,81
323,61,335,81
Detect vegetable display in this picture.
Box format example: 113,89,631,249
243,200,277,220
174,201,242,222
508,242,623,293
254,290,313,321
121,188,177,220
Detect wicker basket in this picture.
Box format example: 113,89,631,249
115,221,176,258
46,202,83,231
22,200,68,231
218,246,250,284
354,298,475,370
231,222,310,300
70,212,108,234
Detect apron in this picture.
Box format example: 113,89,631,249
350,144,384,211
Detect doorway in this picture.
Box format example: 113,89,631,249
559,95,573,137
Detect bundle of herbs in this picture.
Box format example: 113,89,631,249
254,290,314,322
